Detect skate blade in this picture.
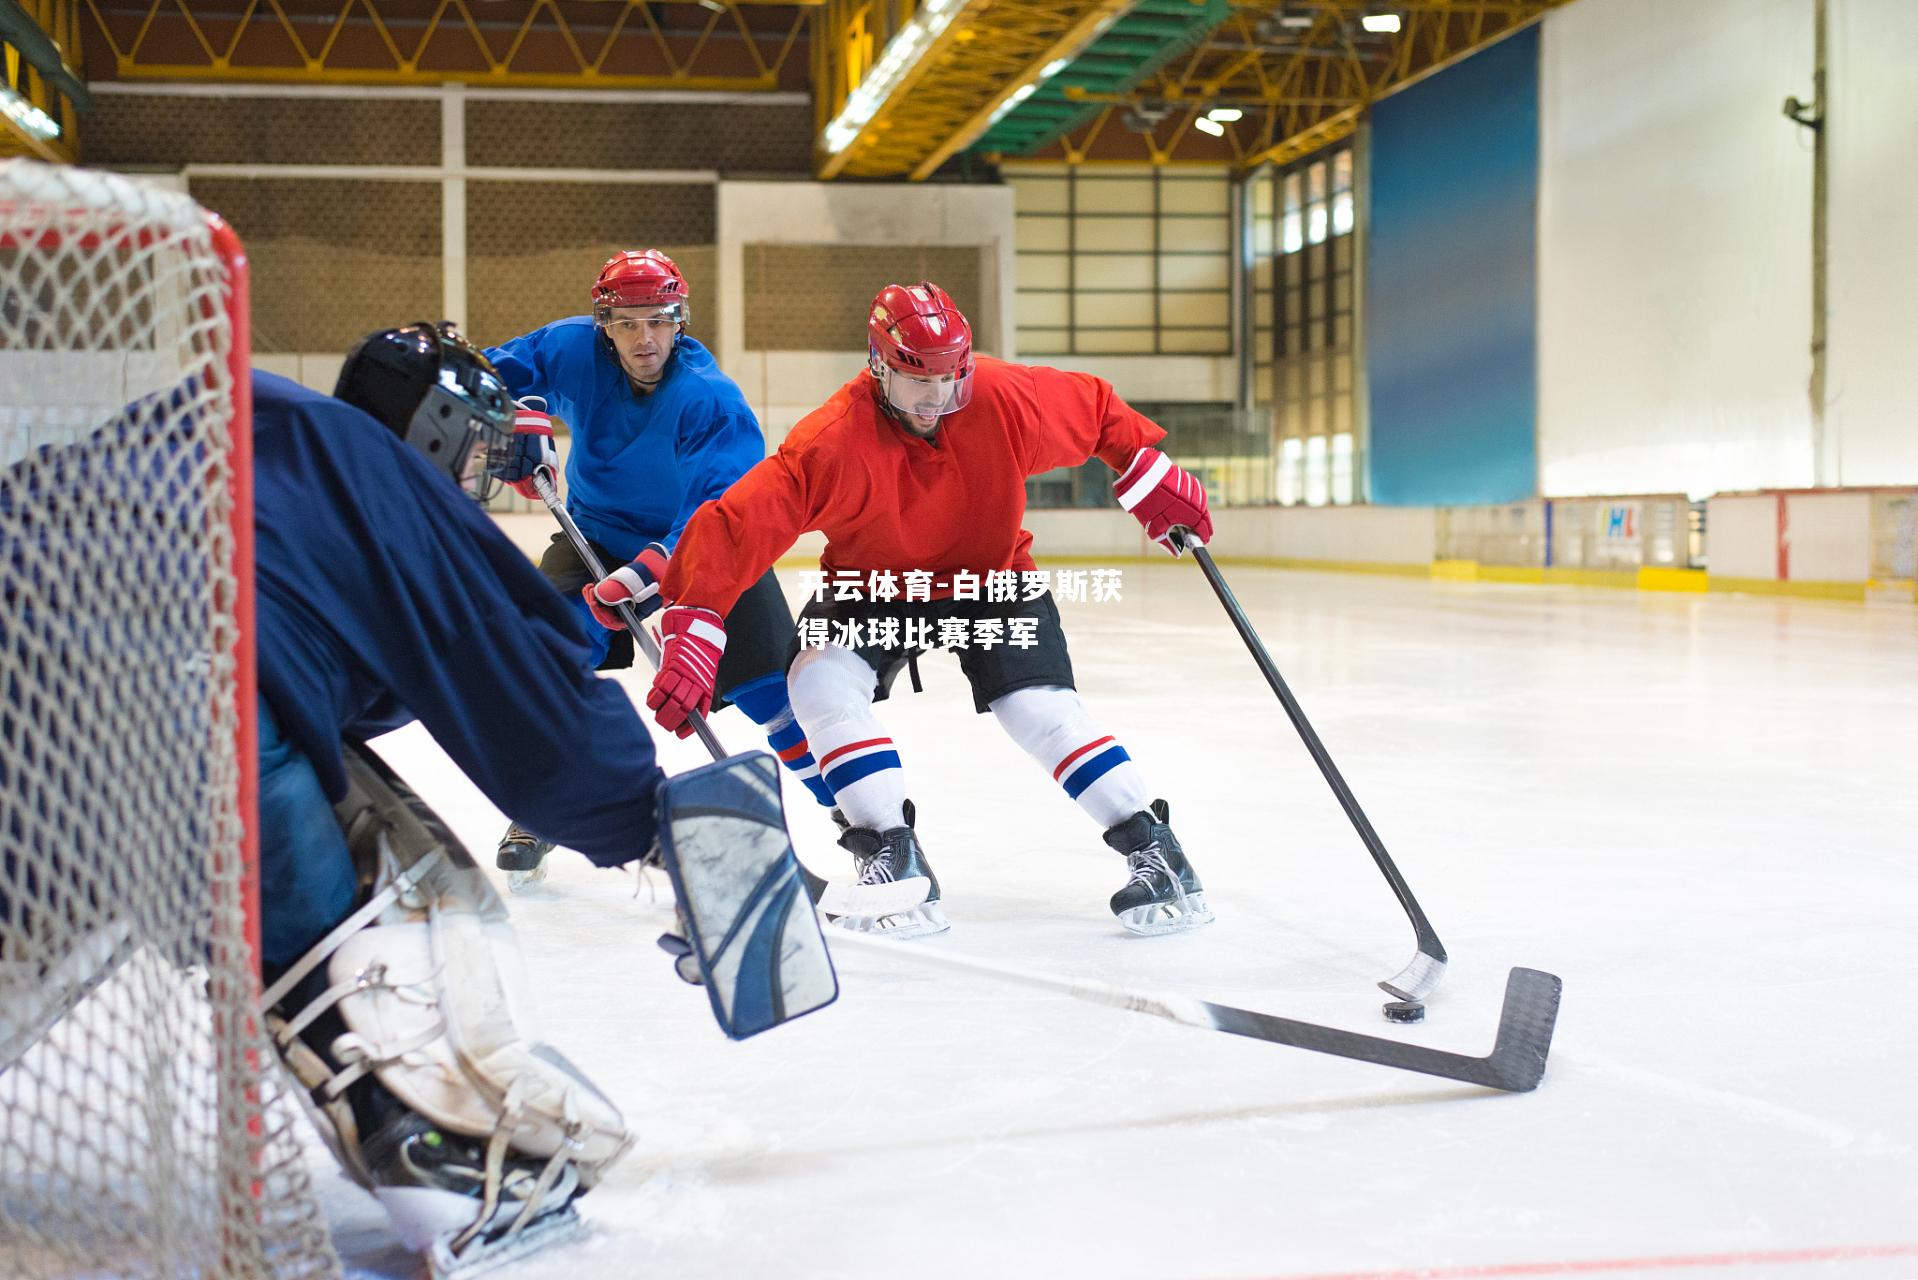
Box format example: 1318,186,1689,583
427,1204,587,1279
1116,892,1214,936
505,861,549,893
826,899,950,941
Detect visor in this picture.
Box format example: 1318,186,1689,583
873,360,973,420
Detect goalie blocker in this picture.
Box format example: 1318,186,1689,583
653,753,840,1040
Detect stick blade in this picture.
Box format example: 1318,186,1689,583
1482,967,1564,1093
1379,946,1447,1002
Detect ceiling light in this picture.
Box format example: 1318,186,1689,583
1193,115,1225,137
695,0,726,11
1206,107,1244,123
0,85,60,141
1360,12,1402,34
822,0,967,154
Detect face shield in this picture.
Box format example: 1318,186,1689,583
869,350,974,421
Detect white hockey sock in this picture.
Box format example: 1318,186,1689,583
988,685,1150,830
788,644,907,831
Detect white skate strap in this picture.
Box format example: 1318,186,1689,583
262,848,444,1011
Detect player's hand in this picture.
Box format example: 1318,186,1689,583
491,400,558,499
581,542,670,630
647,606,725,739
1114,447,1212,556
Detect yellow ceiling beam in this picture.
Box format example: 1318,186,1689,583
905,0,1130,180
818,0,1139,182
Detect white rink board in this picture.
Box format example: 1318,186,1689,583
325,564,1918,1280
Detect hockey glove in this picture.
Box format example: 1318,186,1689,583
1114,447,1213,555
582,542,670,629
491,400,559,499
647,606,726,739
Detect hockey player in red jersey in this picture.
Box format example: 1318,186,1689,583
617,281,1216,939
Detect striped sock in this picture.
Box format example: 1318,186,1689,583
727,674,835,807
814,735,906,830
989,685,1150,829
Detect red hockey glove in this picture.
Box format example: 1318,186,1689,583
647,606,726,739
1114,447,1213,555
581,542,670,630
493,401,558,499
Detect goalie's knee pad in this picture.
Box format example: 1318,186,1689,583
263,744,633,1262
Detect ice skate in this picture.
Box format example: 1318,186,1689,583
1103,800,1213,935
827,802,949,939
495,822,554,892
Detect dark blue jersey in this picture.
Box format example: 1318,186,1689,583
251,371,658,867
484,322,764,560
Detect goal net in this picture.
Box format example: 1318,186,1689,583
1,159,339,1279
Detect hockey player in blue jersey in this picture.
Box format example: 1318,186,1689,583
482,250,831,886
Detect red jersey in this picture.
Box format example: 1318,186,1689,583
661,356,1165,616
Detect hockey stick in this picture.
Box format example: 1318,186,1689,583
831,928,1559,1093
525,467,925,919
1173,529,1448,1003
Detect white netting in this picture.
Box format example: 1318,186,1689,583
0,160,340,1280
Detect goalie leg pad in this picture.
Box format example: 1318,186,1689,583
655,752,839,1040
264,745,633,1268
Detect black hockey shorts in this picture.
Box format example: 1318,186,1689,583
535,532,796,702
791,589,1076,714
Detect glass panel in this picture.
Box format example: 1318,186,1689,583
1254,294,1273,326
1281,211,1305,254
1307,202,1328,245
1278,436,1304,505
1077,255,1154,290
1073,216,1153,252
1158,328,1231,353
1332,235,1352,271
1161,216,1230,253
1017,252,1069,289
1304,434,1329,506
1019,327,1070,353
1330,431,1353,505
1159,291,1229,327
1077,175,1155,213
1073,292,1153,327
1016,215,1070,252
1333,352,1352,393
1160,175,1230,215
1252,176,1273,216
1332,149,1353,194
1307,161,1326,203
1013,176,1071,214
1284,171,1303,215
1284,254,1303,285
1158,253,1230,290
1073,328,1156,354
1334,274,1352,311
1252,219,1274,256
1255,367,1275,401
1283,361,1304,400
1331,189,1355,236
1333,313,1353,345
1016,292,1069,328
1331,395,1353,434
1253,258,1274,288
1283,289,1303,324
1284,324,1304,357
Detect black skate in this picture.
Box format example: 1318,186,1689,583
495,822,554,892
828,801,949,939
360,1108,587,1273
1103,800,1214,935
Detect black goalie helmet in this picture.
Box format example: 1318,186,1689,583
335,321,514,500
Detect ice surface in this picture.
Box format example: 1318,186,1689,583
325,564,1918,1279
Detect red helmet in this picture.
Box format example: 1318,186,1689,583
868,282,974,420
869,282,972,376
592,250,689,322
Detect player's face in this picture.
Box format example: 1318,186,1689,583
601,305,681,383
890,371,960,436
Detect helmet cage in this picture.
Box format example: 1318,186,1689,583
394,322,515,500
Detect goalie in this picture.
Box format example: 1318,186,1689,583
246,324,840,1274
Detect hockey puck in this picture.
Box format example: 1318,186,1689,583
1382,1000,1425,1024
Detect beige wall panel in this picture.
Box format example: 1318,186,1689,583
190,178,441,352
87,95,439,167
465,181,716,348
466,100,812,174
740,245,983,352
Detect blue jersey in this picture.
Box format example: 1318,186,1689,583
484,321,764,560
251,371,660,867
